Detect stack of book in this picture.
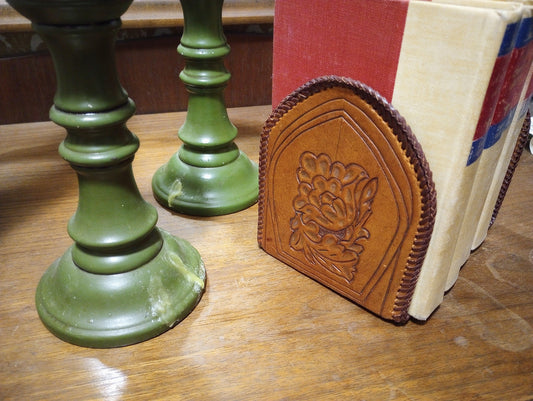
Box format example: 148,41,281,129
270,0,533,320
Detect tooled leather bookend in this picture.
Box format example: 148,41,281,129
257,76,436,323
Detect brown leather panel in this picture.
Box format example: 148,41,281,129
258,76,436,322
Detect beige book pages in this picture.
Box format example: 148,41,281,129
446,3,527,290
472,62,533,249
471,2,533,249
391,0,519,319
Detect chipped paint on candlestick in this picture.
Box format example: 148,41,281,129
168,179,183,207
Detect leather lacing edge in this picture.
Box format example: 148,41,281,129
258,76,437,323
490,111,530,228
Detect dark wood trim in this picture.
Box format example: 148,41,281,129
0,31,273,124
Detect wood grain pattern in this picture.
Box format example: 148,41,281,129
258,77,436,322
1,106,532,400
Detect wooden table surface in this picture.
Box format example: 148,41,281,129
1,105,532,400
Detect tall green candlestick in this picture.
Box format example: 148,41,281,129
152,0,258,216
7,0,206,348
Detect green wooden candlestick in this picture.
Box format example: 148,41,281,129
7,0,206,348
152,0,258,216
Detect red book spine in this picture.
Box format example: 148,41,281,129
467,20,520,166
272,0,409,107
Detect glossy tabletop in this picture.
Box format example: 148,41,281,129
1,106,532,400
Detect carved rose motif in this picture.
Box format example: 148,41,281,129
289,152,378,282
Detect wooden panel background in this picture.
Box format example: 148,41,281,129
0,30,273,124
0,0,274,124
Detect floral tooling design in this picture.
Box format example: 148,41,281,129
289,152,378,283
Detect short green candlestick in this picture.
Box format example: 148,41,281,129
152,0,258,216
7,0,206,348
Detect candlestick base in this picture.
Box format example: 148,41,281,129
152,151,258,216
35,229,206,348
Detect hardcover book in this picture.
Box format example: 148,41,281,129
471,8,533,251
446,4,530,290
271,0,524,320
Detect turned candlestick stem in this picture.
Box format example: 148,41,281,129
152,0,258,216
7,0,206,348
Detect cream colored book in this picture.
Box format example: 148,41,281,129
471,44,533,249
445,2,528,291
392,0,522,319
